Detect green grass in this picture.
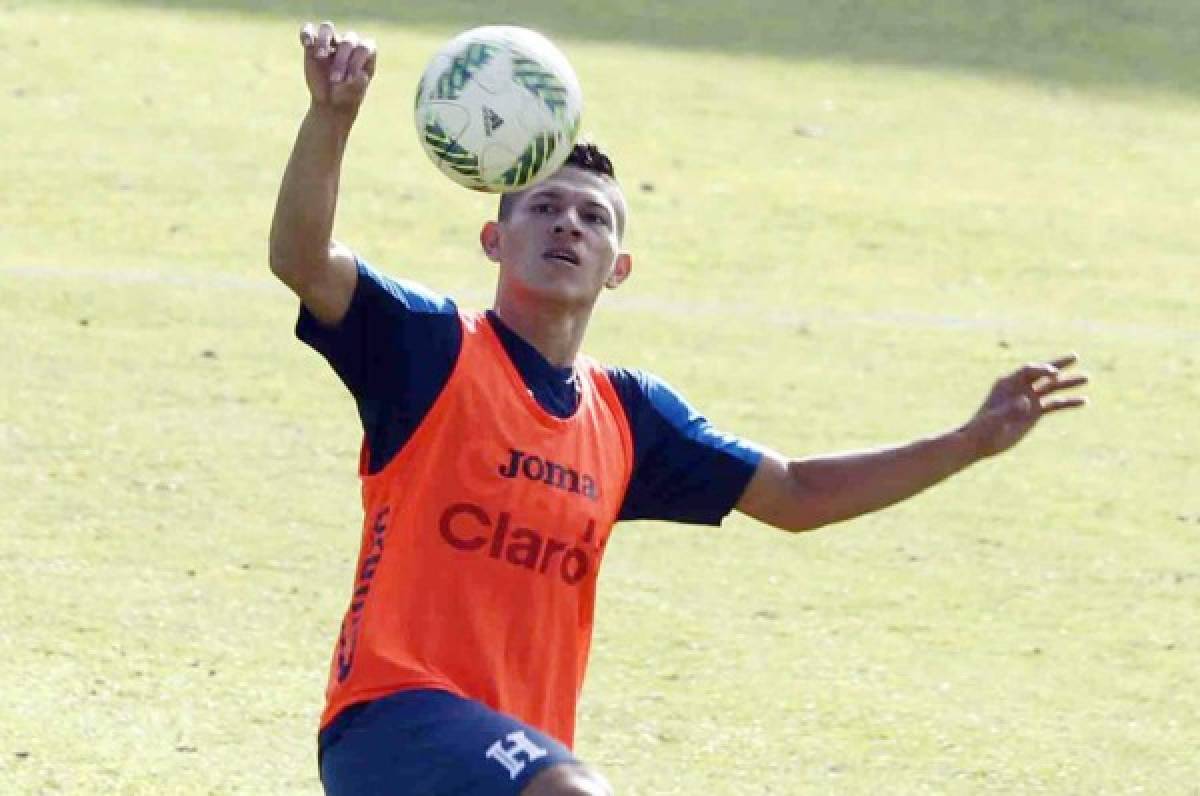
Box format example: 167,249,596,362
2,1,1198,793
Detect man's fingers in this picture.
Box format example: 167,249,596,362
344,38,377,82
1012,353,1081,387
1041,397,1089,414
300,21,336,58
1014,363,1059,385
329,31,360,82
1035,374,1089,397
1049,353,1079,371
315,20,336,58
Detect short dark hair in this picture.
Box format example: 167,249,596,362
561,141,615,179
498,142,618,223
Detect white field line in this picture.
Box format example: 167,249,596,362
4,263,1197,344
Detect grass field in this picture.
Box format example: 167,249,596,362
2,1,1198,793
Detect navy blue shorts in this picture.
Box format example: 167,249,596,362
318,689,579,795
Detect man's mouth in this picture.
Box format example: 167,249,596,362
543,248,580,266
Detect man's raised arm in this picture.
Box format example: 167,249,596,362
269,21,376,326
737,355,1089,532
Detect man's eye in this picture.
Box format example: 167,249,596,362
585,213,609,226
532,203,553,213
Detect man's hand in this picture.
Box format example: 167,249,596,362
966,354,1089,459
300,21,377,114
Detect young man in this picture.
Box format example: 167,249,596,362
269,22,1088,796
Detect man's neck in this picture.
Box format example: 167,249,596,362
491,296,592,368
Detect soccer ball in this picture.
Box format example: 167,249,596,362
414,26,584,193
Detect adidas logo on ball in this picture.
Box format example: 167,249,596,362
483,106,505,136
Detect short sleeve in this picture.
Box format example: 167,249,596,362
295,258,462,473
608,367,763,526
296,258,460,399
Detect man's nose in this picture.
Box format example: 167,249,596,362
552,208,583,237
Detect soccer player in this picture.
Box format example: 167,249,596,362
269,22,1088,796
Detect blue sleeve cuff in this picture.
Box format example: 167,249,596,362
609,367,762,526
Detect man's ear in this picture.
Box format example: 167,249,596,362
480,221,502,263
605,252,633,289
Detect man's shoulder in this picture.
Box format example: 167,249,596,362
601,366,680,407
355,258,459,317
599,364,650,389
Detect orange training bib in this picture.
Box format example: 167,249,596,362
321,312,633,747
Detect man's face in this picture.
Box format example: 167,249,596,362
483,166,631,310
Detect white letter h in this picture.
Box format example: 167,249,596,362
485,730,549,780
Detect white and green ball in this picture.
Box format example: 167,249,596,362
414,26,584,193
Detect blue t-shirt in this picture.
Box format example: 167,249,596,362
297,260,762,525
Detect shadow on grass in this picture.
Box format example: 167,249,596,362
98,0,1198,98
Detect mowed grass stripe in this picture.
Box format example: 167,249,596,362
4,265,1197,344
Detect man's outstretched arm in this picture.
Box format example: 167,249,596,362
736,355,1089,532
269,21,376,326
